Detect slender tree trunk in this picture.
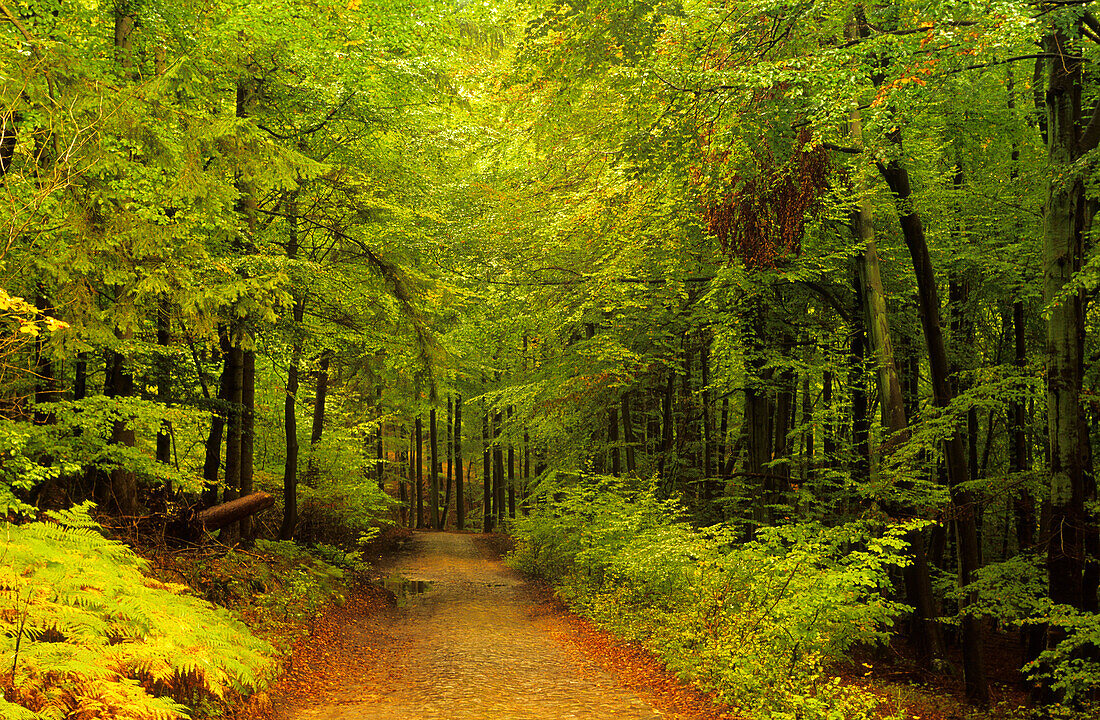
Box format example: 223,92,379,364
430,406,440,530
609,402,620,477
442,397,452,529
822,370,835,468
702,343,714,502
483,406,492,531
304,349,332,493
106,335,137,515
239,349,255,542
494,410,505,527
377,386,385,491
416,415,424,529
408,426,416,527
850,270,871,488
280,195,304,540
522,429,531,513
222,341,243,542
801,375,813,482
202,332,230,508
658,370,675,484
880,153,988,706
399,427,408,528
455,395,465,531
156,301,172,470
508,406,516,518
622,391,637,475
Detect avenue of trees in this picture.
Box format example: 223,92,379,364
3,0,1100,714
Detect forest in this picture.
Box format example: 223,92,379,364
1,0,1098,716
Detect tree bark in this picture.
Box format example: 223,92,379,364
622,391,637,475
455,395,465,531
239,349,255,542
483,405,493,531
196,492,274,533
508,406,516,519
430,406,439,530
280,196,305,541
493,409,505,527
156,301,172,469
377,386,385,491
202,332,230,508
416,415,424,529
879,153,988,706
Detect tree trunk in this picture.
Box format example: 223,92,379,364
850,271,870,488
609,402,620,477
239,349,255,542
221,341,243,542
483,406,492,531
622,391,637,475
280,195,304,541
879,153,988,706
377,386,385,491
456,395,465,531
196,492,274,533
702,342,714,502
1043,28,1091,620
156,301,172,469
416,415,424,529
202,332,230,508
430,406,440,530
508,406,516,518
442,397,452,529
494,410,505,527
106,337,137,516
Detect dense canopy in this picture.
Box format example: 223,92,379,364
3,0,1100,715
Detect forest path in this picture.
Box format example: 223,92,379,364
274,531,674,720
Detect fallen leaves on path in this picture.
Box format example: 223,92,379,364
522,581,744,720
237,585,399,720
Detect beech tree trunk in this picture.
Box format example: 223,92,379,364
508,406,516,518
156,301,172,468
493,409,505,527
416,415,424,529
455,395,465,530
880,153,988,706
622,391,637,475
430,406,439,530
280,195,304,540
222,341,243,541
202,332,230,508
106,339,137,516
377,386,384,491
483,406,492,531
239,349,255,542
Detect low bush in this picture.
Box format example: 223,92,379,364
509,477,912,719
0,504,275,720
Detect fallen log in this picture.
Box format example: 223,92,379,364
194,491,275,532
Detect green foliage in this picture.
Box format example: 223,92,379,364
509,478,911,719
0,503,275,719
296,423,398,547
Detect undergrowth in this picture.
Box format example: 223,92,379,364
508,477,915,720
0,503,274,719
0,503,367,720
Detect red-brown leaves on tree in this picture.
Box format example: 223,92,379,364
700,129,830,269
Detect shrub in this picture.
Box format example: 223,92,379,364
0,503,275,719
509,477,910,719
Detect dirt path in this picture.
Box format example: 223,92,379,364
276,531,669,720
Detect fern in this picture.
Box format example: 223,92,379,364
0,506,276,719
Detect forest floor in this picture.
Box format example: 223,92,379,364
259,530,740,720
250,530,1031,720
